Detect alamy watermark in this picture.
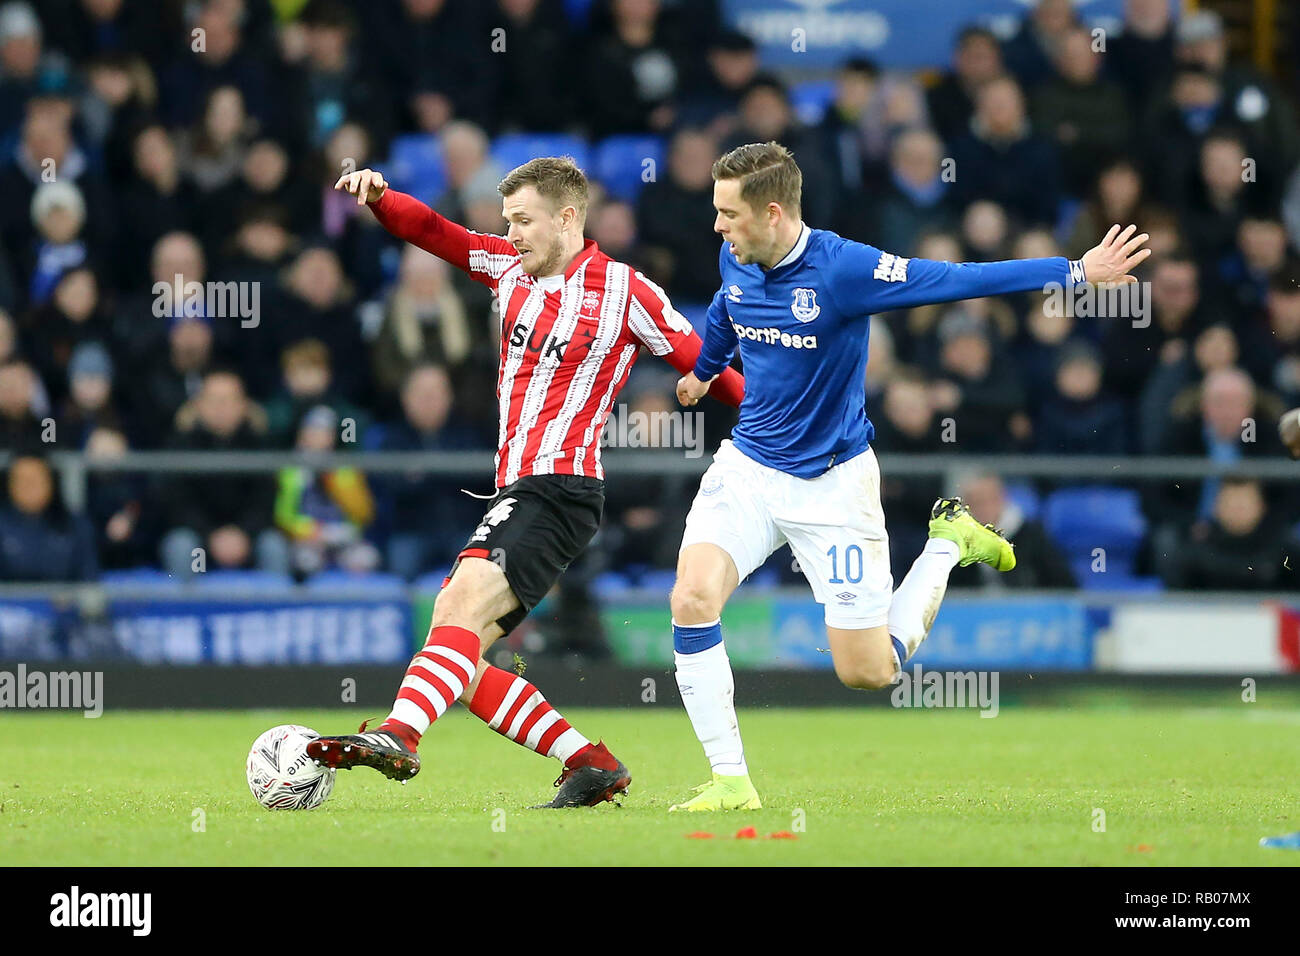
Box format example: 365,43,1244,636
890,664,999,718
152,274,261,328
0,664,102,717
1042,278,1150,327
601,405,705,458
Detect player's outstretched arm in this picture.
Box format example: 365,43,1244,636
843,223,1152,316
335,168,515,284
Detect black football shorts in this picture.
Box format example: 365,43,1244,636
447,474,604,634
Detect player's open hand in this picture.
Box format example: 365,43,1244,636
676,371,712,407
1080,224,1151,284
335,168,388,205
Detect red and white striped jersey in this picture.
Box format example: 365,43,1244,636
370,189,744,487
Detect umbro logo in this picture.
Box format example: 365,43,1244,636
835,591,857,604
726,284,743,303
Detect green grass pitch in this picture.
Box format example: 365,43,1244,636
3,702,1299,866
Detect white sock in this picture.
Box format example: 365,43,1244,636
887,537,960,662
673,638,748,777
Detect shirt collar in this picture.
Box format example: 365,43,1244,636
772,223,810,270
536,239,600,292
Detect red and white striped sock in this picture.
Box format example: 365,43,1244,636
467,665,589,763
380,624,480,749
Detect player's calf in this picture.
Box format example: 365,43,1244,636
828,624,898,690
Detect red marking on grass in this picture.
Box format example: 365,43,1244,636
734,826,759,839
685,831,715,839
767,831,798,840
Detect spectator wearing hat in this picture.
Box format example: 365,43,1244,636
0,98,112,306
1174,9,1299,188
23,266,110,403
0,452,97,582
27,180,88,307
56,339,123,447
159,368,287,577
275,403,379,576
0,1,48,134
1035,340,1129,454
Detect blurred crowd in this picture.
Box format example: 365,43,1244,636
0,0,1296,592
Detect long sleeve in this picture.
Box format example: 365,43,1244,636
829,241,1083,316
369,189,518,288
691,285,740,382
626,269,744,407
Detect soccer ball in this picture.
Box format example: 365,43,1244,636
246,724,336,810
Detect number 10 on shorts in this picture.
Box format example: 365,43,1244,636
827,545,864,584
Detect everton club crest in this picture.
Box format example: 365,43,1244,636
790,287,820,323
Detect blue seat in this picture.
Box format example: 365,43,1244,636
385,133,447,200
1003,481,1041,522
491,133,590,175
100,568,184,591
592,134,666,201
790,80,837,126
592,570,633,599
191,569,296,594
672,301,711,330
638,569,677,593
1044,486,1147,578
562,0,595,27
304,570,408,597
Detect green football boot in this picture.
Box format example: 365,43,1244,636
928,497,1016,572
668,772,762,812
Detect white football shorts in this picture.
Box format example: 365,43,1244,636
680,439,893,629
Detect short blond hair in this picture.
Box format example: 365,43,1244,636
712,141,802,215
498,156,589,223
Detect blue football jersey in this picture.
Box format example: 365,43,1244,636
693,226,1083,478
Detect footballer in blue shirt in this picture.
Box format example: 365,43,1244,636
666,142,1150,811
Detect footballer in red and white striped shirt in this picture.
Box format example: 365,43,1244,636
307,159,744,807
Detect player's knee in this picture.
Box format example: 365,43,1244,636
834,656,897,691
669,578,724,625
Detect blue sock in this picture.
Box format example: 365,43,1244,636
673,619,723,654
891,635,907,669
